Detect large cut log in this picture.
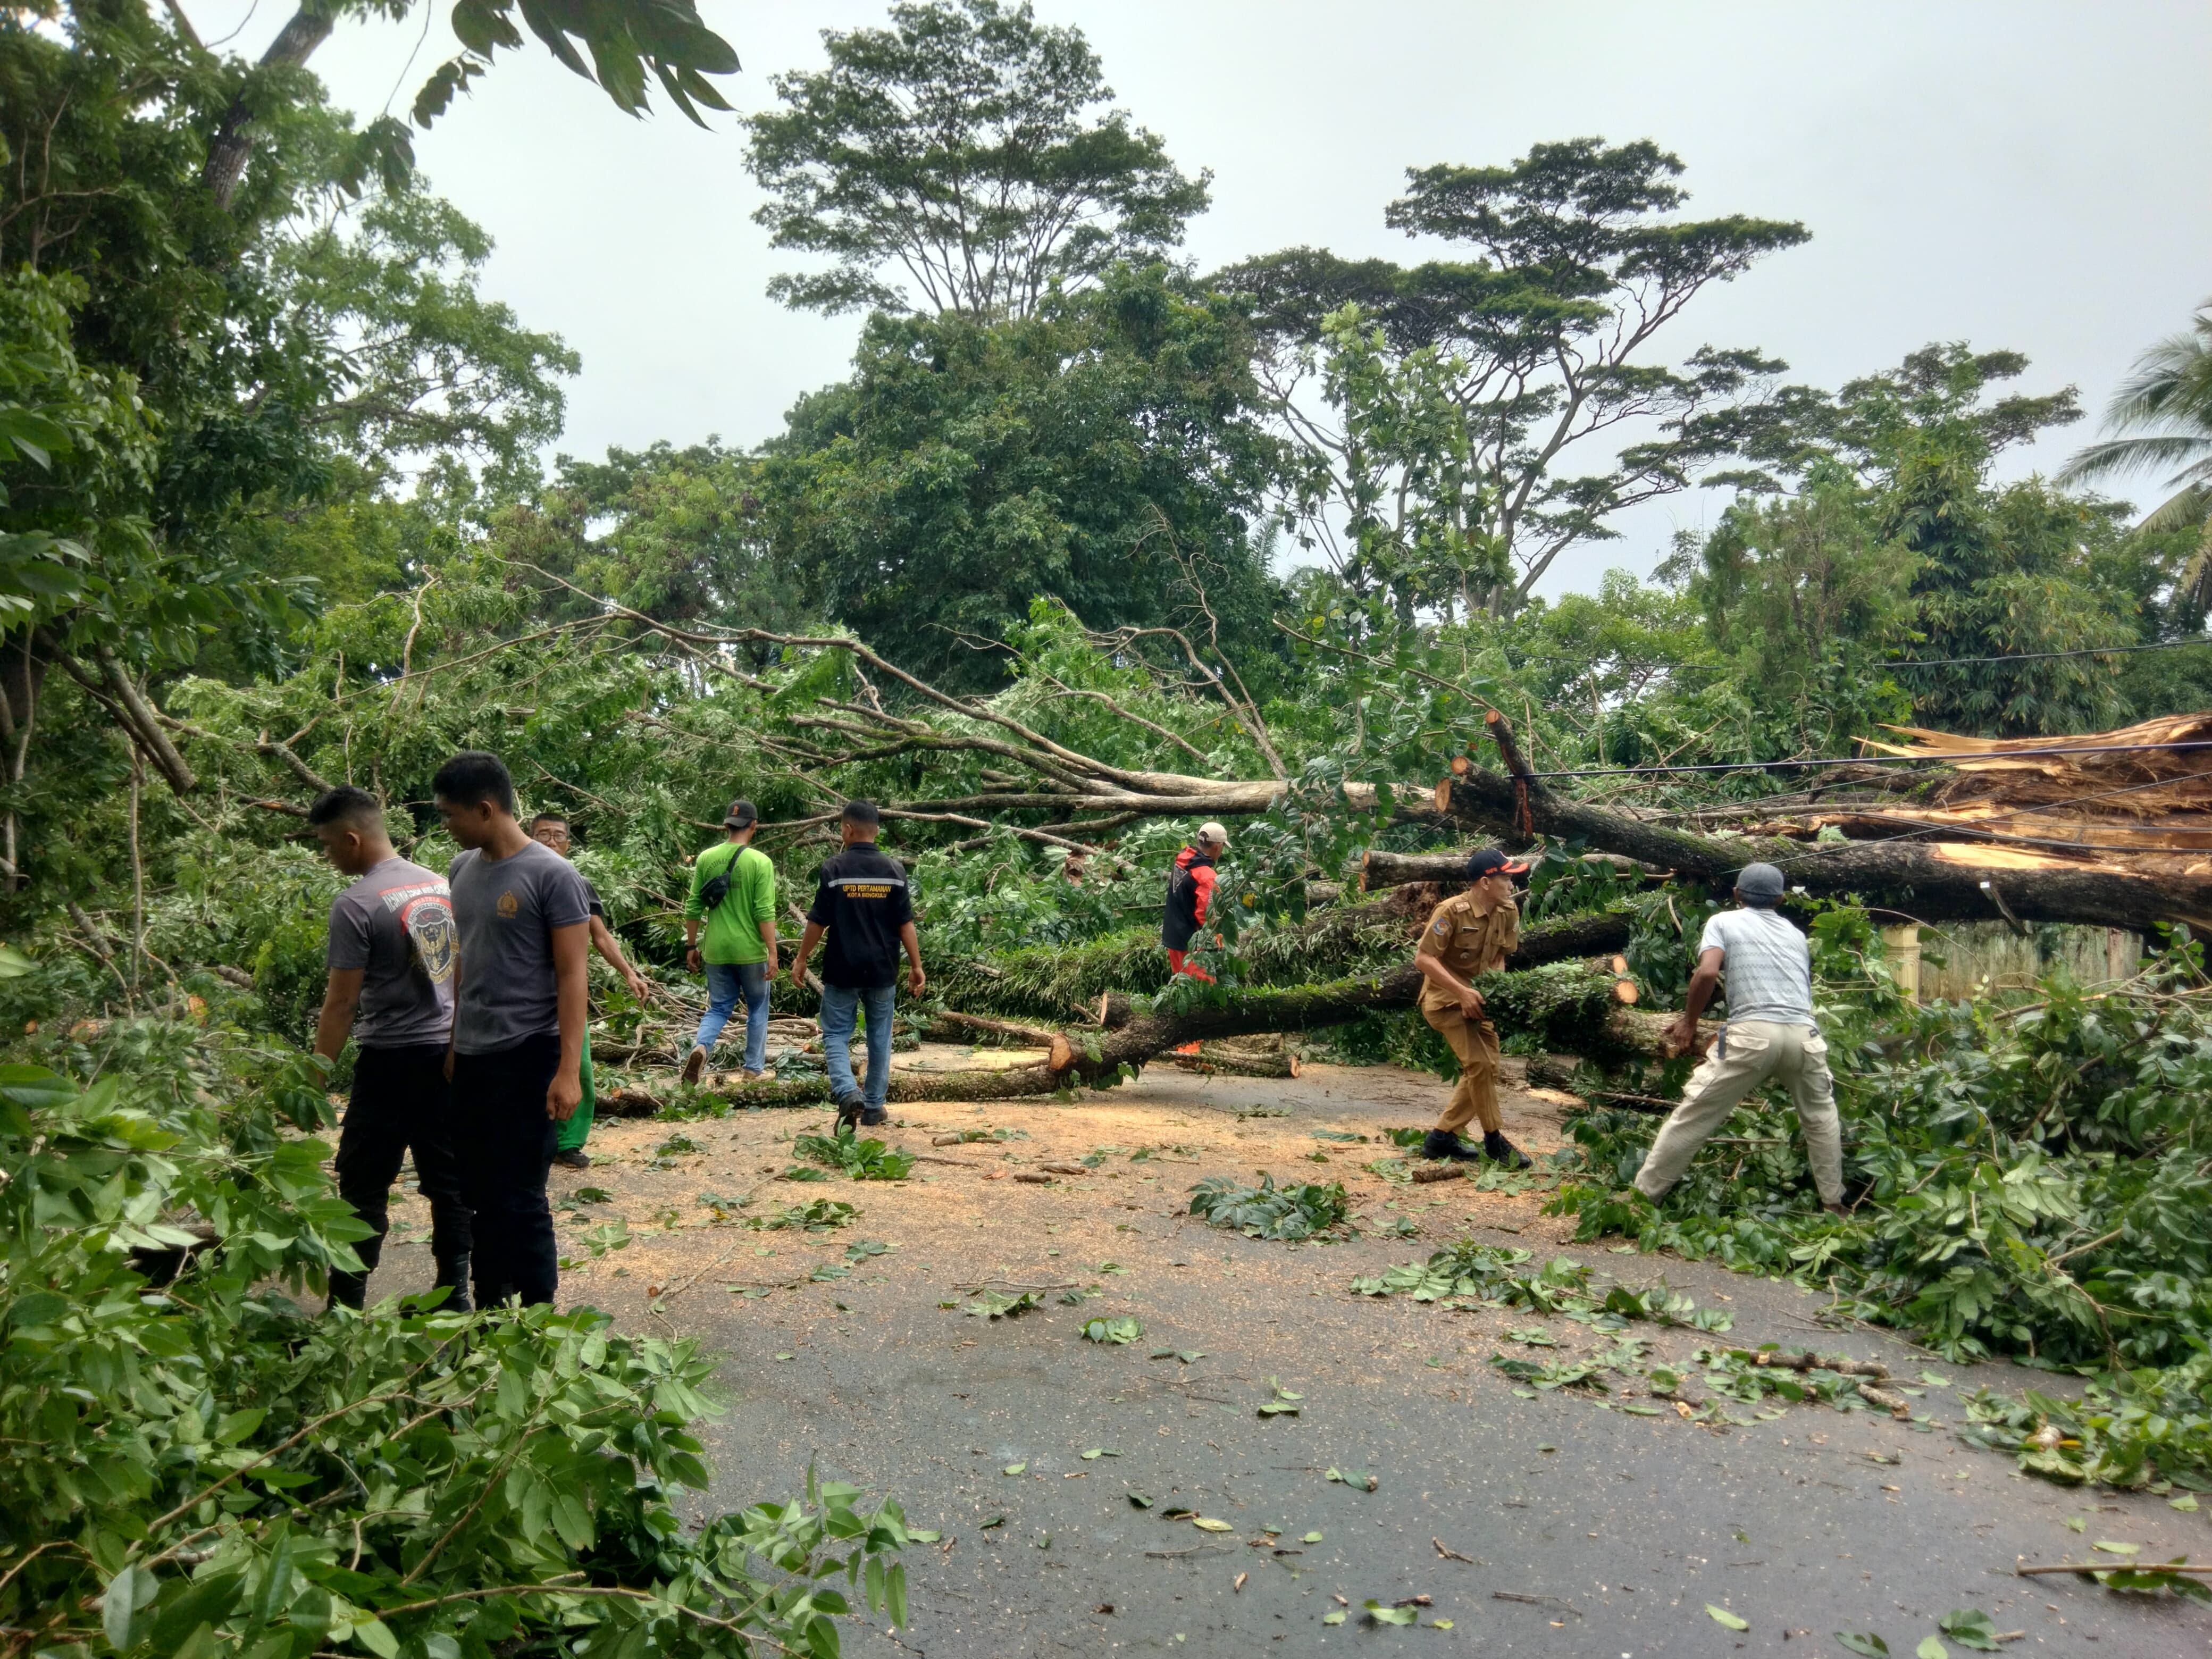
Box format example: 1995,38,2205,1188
1433,769,2212,933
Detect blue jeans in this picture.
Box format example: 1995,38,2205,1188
695,961,770,1073
818,983,895,1110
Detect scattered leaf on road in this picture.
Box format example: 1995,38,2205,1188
1835,1637,1889,1658
1706,1604,1749,1631
1192,1518,1236,1532
1302,1531,1323,1543
1002,1463,1026,1476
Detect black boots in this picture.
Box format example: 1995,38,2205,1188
1420,1129,1532,1169
1484,1132,1532,1170
1422,1129,1480,1161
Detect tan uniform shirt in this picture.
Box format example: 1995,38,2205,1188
1416,892,1520,1014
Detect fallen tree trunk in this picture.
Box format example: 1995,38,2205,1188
690,957,1685,1110
1090,908,1636,1029
1434,767,2212,933
1360,849,1657,890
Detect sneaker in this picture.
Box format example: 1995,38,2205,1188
1482,1132,1532,1170
1422,1129,1480,1162
859,1106,889,1128
681,1046,708,1085
552,1148,591,1170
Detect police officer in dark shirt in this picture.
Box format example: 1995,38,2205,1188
789,800,926,1128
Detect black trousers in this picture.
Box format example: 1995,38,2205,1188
331,1043,473,1310
451,1034,561,1308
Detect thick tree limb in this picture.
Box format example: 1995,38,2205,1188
1434,769,2212,932
202,5,337,211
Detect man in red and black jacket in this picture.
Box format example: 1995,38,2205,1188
1161,822,1228,982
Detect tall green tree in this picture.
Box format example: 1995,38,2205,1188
1686,345,2159,739
758,264,1283,686
1214,138,1807,617
745,0,1209,319
0,0,642,910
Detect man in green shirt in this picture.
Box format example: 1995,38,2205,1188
682,799,778,1083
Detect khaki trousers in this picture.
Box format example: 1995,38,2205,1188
1421,1003,1501,1136
1633,1020,1843,1205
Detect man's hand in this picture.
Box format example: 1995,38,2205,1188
790,961,810,992
623,967,652,1002
443,1049,455,1083
548,1069,582,1122
685,945,702,972
908,963,926,997
1457,987,1485,1021
1665,1012,1700,1059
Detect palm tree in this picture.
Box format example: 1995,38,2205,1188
2059,299,2212,614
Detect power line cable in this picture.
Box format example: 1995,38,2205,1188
1493,635,2212,676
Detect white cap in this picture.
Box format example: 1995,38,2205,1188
1198,822,1229,845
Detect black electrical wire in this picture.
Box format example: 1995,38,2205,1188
1496,635,2212,676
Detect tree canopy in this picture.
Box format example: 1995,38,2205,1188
1214,138,1809,618
745,0,1209,318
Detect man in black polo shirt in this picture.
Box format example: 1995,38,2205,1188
789,800,925,1127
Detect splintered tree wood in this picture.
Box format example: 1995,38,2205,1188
1431,771,2212,932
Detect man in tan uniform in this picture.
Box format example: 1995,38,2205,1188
1414,848,1532,1168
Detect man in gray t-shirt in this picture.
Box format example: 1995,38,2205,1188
434,750,592,1310
326,860,456,1046
309,786,472,1313
1632,863,1846,1215
447,839,593,1054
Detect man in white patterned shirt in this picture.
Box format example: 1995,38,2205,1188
1632,862,1846,1214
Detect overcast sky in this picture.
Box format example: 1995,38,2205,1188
202,0,2212,596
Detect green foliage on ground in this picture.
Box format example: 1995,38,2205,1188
792,1124,917,1181
1187,1172,1350,1241
1547,933,2212,1488
0,1023,915,1656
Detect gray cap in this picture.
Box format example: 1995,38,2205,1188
1735,862,1786,904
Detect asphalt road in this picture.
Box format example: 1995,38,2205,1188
373,1057,2212,1657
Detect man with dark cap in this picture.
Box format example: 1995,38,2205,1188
682,799,778,1084
1632,862,1845,1215
1413,848,1532,1168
